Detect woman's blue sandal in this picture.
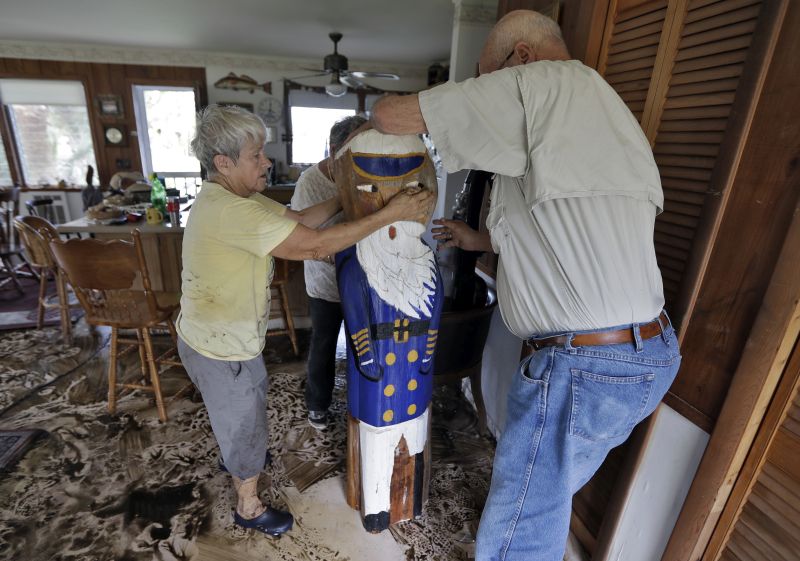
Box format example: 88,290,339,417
233,507,293,538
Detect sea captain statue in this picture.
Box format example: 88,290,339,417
334,129,443,532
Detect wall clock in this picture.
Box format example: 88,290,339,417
104,125,127,146
257,95,283,125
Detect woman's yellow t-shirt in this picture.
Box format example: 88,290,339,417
177,181,297,360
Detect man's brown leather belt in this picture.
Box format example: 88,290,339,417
528,311,669,350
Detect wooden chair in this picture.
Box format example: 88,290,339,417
1,188,38,293
13,215,81,340
266,257,299,356
49,230,183,422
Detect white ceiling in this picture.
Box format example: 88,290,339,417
0,0,458,69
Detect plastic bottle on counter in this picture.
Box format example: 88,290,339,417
149,173,167,217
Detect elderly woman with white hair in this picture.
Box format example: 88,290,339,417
176,104,433,538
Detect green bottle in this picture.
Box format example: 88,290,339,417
149,173,167,216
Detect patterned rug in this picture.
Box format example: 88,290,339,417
0,322,494,561
0,277,83,332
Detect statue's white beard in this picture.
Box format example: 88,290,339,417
356,222,436,319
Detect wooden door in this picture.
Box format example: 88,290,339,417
595,0,765,328
705,336,800,561
598,0,670,124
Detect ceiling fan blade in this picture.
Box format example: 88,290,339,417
339,74,365,90
300,67,331,73
290,72,330,80
349,71,400,80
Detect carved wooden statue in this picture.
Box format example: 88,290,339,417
334,130,442,532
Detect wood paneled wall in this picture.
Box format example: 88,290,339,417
0,58,207,187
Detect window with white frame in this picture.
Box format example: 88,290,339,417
286,87,388,166
0,79,98,187
132,85,200,195
290,106,356,164
287,88,363,166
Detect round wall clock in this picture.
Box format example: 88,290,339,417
257,95,283,125
104,125,126,146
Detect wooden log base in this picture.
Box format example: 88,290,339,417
346,410,432,533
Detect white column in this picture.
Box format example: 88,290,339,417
439,1,497,223
450,0,497,81
429,0,497,287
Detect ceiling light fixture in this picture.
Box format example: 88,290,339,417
325,73,348,97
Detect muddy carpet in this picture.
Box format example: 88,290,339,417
0,277,83,332
0,323,494,561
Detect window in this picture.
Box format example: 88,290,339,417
290,106,356,164
132,85,200,193
0,79,98,187
287,86,365,166
9,105,98,186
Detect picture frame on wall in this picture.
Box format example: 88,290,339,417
96,94,124,117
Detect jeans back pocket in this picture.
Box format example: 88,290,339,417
569,369,655,442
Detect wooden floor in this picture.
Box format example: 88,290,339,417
0,319,519,561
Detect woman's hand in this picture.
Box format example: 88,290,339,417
432,218,492,252
382,187,435,223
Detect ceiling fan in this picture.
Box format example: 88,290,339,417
296,32,400,97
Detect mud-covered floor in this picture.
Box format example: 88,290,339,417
0,320,497,561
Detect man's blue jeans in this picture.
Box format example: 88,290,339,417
475,315,681,561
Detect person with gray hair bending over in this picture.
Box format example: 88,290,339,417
369,10,681,561
177,104,433,538
290,115,367,430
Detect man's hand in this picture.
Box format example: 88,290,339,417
432,218,493,252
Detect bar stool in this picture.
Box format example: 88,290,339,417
266,257,299,356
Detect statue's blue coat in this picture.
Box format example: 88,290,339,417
335,244,443,427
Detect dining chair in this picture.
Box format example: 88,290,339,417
49,230,184,422
13,215,80,340
266,257,299,356
1,188,38,293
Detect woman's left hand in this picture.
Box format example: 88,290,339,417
432,218,491,252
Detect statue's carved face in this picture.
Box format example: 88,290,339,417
334,130,437,225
